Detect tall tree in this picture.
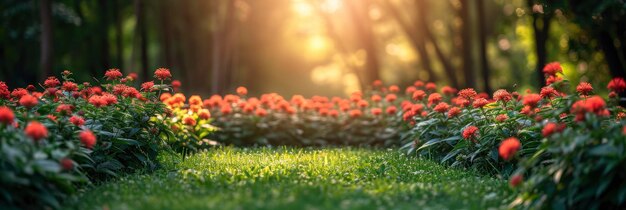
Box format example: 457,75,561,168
134,0,149,82
476,0,491,93
528,0,553,86
99,0,111,69
345,0,380,84
459,0,475,88
40,0,53,79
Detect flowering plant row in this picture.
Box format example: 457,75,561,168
0,69,175,209
400,62,626,209
161,83,406,151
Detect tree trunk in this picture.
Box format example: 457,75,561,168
598,30,626,78
528,0,551,87
418,1,459,87
134,0,149,82
345,0,380,85
113,0,124,68
99,0,111,69
459,0,475,88
476,0,491,93
40,0,53,79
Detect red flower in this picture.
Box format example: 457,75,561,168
495,114,508,122
386,106,397,115
571,96,608,121
104,69,123,80
255,108,268,117
236,86,248,96
542,62,562,76
623,126,626,135
448,107,461,118
522,94,541,108
546,75,563,85
608,78,626,93
472,98,489,108
458,88,477,100
88,95,106,107
60,158,74,170
371,108,382,116
154,68,172,80
220,104,232,115
11,88,28,99
509,174,523,187
609,91,618,98
441,86,457,96
462,126,479,140
576,82,593,96
385,94,397,102
388,85,400,93
141,81,155,91
171,80,182,91
405,86,417,95
427,93,442,106
69,116,85,126
493,89,512,102
414,81,424,87
19,94,39,108
0,106,15,125
349,109,362,118
411,90,426,101
79,130,97,149
433,102,449,113
542,122,564,137
371,95,382,102
372,80,383,87
499,137,521,160
25,121,48,141
127,72,138,80
56,104,73,115
0,82,10,99
62,81,78,91
183,116,197,126
44,77,61,88
425,82,437,91
540,87,558,98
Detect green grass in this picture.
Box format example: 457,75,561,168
64,147,514,210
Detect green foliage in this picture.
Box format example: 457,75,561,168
65,148,513,209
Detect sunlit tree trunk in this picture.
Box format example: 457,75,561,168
345,0,380,85
528,0,551,87
40,0,53,79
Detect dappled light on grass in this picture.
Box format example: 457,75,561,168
67,148,512,210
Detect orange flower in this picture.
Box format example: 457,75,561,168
499,137,521,160
25,121,48,141
427,93,442,106
349,109,362,118
62,81,78,91
412,90,426,101
571,96,608,121
154,68,172,80
433,102,449,113
371,95,382,102
441,86,457,96
388,85,399,93
458,88,477,100
141,81,155,91
171,80,182,91
447,107,461,118
19,94,39,108
385,94,397,102
236,86,248,96
495,114,508,122
370,108,382,116
472,98,489,108
0,106,15,125
540,87,558,98
198,109,211,120
255,108,268,117
542,122,564,137
425,82,437,91
79,130,97,149
183,116,197,126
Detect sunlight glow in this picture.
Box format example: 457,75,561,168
293,0,313,16
308,35,328,52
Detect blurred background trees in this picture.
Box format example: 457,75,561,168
1,0,625,96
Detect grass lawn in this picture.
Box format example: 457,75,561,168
64,147,514,210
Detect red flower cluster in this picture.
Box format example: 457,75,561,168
154,68,172,80
493,89,512,102
448,107,461,118
472,98,489,108
0,106,15,125
576,82,593,96
19,94,39,108
25,121,48,141
0,82,9,99
69,115,85,126
458,88,477,100
542,122,565,137
433,102,449,113
571,96,609,121
542,62,562,76
236,86,248,96
104,68,123,80
608,78,626,93
462,126,479,140
79,130,97,149
44,77,61,88
499,137,521,160
522,94,542,108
